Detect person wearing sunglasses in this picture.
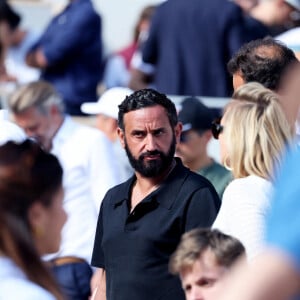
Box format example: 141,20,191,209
212,82,293,260
176,97,232,199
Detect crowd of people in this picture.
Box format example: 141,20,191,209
0,0,300,299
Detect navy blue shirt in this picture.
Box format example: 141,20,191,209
30,0,103,110
92,158,220,300
143,0,269,97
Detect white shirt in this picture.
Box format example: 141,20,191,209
213,175,273,260
6,30,41,84
0,256,55,300
47,117,119,262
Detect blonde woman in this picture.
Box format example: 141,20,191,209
212,82,292,259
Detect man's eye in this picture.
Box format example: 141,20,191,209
133,132,145,138
184,285,191,292
154,129,164,136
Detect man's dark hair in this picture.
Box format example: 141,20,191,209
169,228,245,275
227,37,297,91
118,88,178,130
0,1,21,30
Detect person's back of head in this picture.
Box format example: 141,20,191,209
228,37,297,91
0,139,64,299
0,1,21,31
8,80,64,115
118,88,178,130
222,82,292,179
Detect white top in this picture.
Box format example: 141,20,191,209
213,175,273,260
46,117,119,262
6,30,41,84
0,256,55,300
0,120,25,145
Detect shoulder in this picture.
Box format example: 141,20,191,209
0,258,55,300
223,176,272,204
67,119,110,145
101,177,134,205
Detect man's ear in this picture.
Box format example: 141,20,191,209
175,122,183,144
117,127,125,148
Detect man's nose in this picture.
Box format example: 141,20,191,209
145,134,157,151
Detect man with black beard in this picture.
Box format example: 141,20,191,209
91,89,221,300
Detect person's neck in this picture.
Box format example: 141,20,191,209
136,159,176,191
188,155,213,172
131,159,176,211
46,115,65,151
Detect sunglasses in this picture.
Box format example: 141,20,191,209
211,117,224,139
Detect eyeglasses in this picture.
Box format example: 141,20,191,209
211,118,224,139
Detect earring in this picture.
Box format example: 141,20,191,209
33,225,44,238
223,156,232,172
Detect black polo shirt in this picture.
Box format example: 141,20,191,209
92,158,220,300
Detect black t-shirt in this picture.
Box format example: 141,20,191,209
92,158,220,300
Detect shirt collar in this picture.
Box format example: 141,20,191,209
113,158,189,210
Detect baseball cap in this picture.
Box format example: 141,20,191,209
0,120,26,145
80,87,133,119
285,0,300,10
178,97,216,132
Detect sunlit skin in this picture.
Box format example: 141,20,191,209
232,72,245,91
117,105,182,209
176,129,212,172
13,106,63,151
30,185,67,255
118,105,181,178
180,249,227,300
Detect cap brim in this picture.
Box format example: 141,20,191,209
80,102,102,115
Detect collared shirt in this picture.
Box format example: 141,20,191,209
92,158,220,300
46,116,119,262
0,256,55,300
30,0,103,105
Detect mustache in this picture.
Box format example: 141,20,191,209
140,150,163,159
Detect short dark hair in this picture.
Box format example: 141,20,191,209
169,228,245,275
118,88,178,130
227,37,297,91
0,1,21,30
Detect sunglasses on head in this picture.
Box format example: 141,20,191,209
211,117,224,140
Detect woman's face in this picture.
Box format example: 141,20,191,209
30,185,67,255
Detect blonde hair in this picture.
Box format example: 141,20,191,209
223,82,292,179
8,81,64,115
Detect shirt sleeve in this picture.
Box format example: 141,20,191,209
213,180,269,260
91,202,105,268
86,132,120,212
41,5,101,65
184,186,220,231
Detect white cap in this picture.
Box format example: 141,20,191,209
80,87,133,119
285,0,300,10
0,120,26,145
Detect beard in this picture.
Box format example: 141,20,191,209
124,135,176,178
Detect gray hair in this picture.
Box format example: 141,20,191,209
8,81,64,115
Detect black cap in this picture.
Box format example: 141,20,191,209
178,97,216,132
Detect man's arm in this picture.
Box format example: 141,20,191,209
91,268,106,300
